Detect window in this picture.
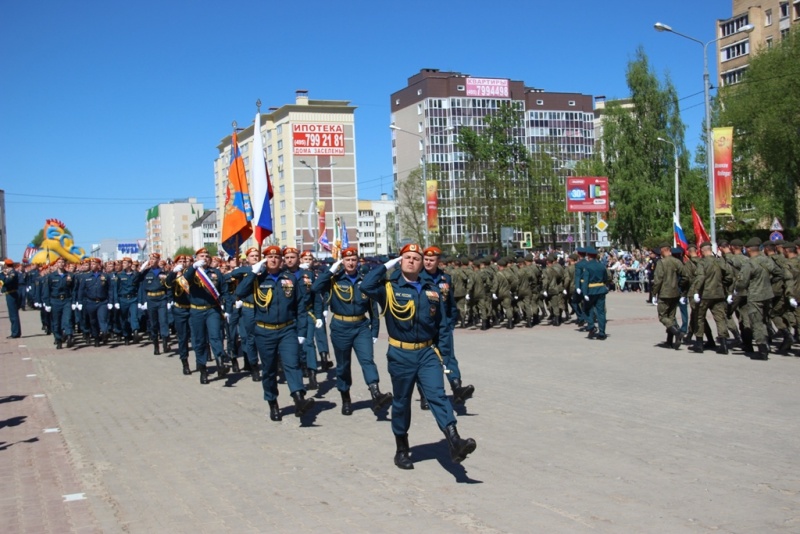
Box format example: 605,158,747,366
536,99,544,105
276,124,282,134
417,89,422,96
279,185,285,194
780,2,789,18
720,15,749,36
721,40,750,61
277,140,283,150
765,9,773,25
766,36,774,49
267,145,273,155
280,200,286,210
417,103,422,115
781,28,790,39
568,100,575,106
280,215,286,224
457,85,465,91
281,231,287,241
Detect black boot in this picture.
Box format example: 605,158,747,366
507,318,514,329
56,340,63,350
443,423,477,463
754,343,770,360
450,378,475,405
250,362,260,382
153,337,160,355
291,391,315,417
717,337,729,355
182,359,191,376
778,330,793,354
268,400,282,422
162,337,169,354
526,316,534,328
66,334,75,348
307,372,319,390
94,337,100,347
320,352,334,370
742,329,755,353
368,383,392,413
669,326,683,350
480,319,489,331
690,337,704,353
394,434,413,470
231,357,240,373
418,385,429,410
217,359,229,378
341,390,353,416
199,365,209,384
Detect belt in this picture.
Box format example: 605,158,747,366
588,283,605,288
333,313,366,322
55,295,68,300
88,298,106,303
388,337,433,350
5,289,16,294
242,302,254,308
256,320,294,330
147,291,166,297
121,294,135,299
190,304,214,310
173,303,190,310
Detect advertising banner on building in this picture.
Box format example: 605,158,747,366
426,180,439,232
465,77,510,98
292,124,345,156
713,127,733,215
566,176,609,213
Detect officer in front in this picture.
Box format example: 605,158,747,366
581,246,609,340
360,243,476,470
77,257,113,346
1,259,22,338
42,257,76,349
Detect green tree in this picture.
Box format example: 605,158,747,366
205,243,219,257
719,28,800,227
175,246,195,257
528,147,566,248
395,166,426,246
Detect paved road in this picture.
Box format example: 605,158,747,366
2,293,799,533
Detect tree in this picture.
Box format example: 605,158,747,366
175,246,195,257
395,166,426,247
719,28,800,227
205,243,219,257
528,147,566,248
598,47,691,247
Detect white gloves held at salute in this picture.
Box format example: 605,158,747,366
329,259,343,274
384,257,402,270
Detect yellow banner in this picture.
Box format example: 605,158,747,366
713,127,733,215
426,180,439,232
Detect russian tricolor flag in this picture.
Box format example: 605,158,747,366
674,213,688,253
251,112,273,246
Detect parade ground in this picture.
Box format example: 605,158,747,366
2,293,799,533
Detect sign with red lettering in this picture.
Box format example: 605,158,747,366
466,78,510,98
292,124,345,156
566,176,609,213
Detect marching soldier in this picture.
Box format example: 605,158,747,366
763,241,793,353
140,253,170,355
689,242,733,354
492,259,515,328
1,259,22,338
230,247,262,381
115,257,143,345
737,237,783,359
301,250,333,371
165,255,193,376
542,254,565,326
581,246,609,340
282,247,323,390
360,244,476,470
42,257,75,349
651,243,684,349
77,257,113,346
311,246,392,416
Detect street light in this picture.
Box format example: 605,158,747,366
299,159,336,254
654,21,754,246
657,137,680,246
390,123,453,247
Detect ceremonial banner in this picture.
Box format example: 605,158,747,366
673,213,688,252
221,131,254,256
691,205,710,245
426,180,439,232
713,127,734,215
251,112,274,245
340,217,349,249
317,201,331,251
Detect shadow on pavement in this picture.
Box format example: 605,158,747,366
409,441,483,484
0,395,27,405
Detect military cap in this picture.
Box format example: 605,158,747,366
3,258,14,266
687,244,697,251
244,246,260,257
658,242,671,250
699,241,713,249
516,257,525,264
121,257,133,262
546,253,557,262
525,254,534,261
193,248,206,256
151,252,162,259
730,239,744,247
400,243,423,257
763,242,776,249
585,246,598,255
453,258,462,266
468,255,476,262
282,246,299,256
423,246,442,257
718,239,730,247
569,253,578,261
497,259,508,267
774,239,786,246
300,250,314,259
784,243,797,252
341,247,358,258
262,245,282,256
670,247,684,256
745,237,762,248
576,247,586,254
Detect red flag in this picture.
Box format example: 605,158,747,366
691,205,710,245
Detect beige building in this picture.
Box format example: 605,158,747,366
717,0,799,87
357,194,396,256
145,198,204,258
213,91,358,255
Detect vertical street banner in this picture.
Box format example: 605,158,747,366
426,180,439,232
316,201,327,249
713,127,733,215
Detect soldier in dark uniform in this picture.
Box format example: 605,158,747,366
651,243,684,349
165,255,193,376
282,247,322,390
235,245,315,421
140,253,171,355
311,246,392,416
42,257,75,349
581,247,609,340
230,247,261,381
542,254,565,325
1,259,23,338
763,241,793,353
301,250,333,371
77,257,113,346
360,244,476,470
114,257,143,345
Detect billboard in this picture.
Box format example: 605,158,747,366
292,124,345,156
426,180,439,232
712,127,733,215
566,176,609,213
465,77,510,98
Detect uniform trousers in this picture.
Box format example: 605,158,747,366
253,324,304,401
226,304,240,354
657,297,679,330
146,299,169,340
50,300,73,341
118,299,140,338
5,291,22,337
330,318,379,392
698,298,728,338
84,301,110,337
190,307,225,366
239,306,258,367
172,306,191,360
386,345,456,436
586,294,607,335
747,300,771,345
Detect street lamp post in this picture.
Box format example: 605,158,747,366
389,123,453,248
299,159,335,254
658,137,680,246
654,21,754,246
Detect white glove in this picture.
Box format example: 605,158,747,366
193,259,206,269
543,291,548,297
142,302,148,310
299,262,311,270
577,288,581,295
107,303,113,310
315,319,323,329
251,259,266,274
651,297,658,305
139,261,149,272
384,257,402,270
78,303,84,311
27,286,32,291
323,310,328,318
514,295,519,300
726,295,734,305
584,295,590,302
693,293,701,303
329,259,343,274
492,293,498,300
34,302,40,308
224,312,230,322
45,305,51,312
167,302,172,310
465,294,470,301
373,337,378,344
172,264,184,273
791,298,798,309
114,303,120,309
563,289,568,295
298,337,305,345
679,296,687,305
235,300,243,309
71,303,77,310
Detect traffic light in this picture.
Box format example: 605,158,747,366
521,232,533,249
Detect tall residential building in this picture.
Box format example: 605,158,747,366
145,197,203,258
357,194,396,256
717,0,799,87
213,91,358,255
191,210,219,252
390,69,595,253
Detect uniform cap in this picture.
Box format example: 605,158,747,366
497,259,508,267
699,241,713,249
687,244,697,251
569,253,579,261
282,246,299,256
453,258,463,266
730,239,744,247
585,246,598,255
423,246,442,257
194,248,206,256
576,247,586,254
745,237,762,248
3,258,14,266
151,252,162,259
244,246,260,257
784,243,797,252
341,247,358,258
263,245,282,256
546,253,557,262
774,239,786,246
122,257,132,262
658,242,671,250
717,239,730,247
400,243,423,257
300,250,314,259
90,257,102,263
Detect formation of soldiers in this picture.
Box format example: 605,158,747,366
650,238,800,360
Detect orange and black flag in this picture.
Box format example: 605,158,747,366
221,131,254,257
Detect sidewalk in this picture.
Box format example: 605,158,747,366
2,293,799,533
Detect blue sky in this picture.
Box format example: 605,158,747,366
0,0,732,257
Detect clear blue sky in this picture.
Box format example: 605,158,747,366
0,0,731,257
